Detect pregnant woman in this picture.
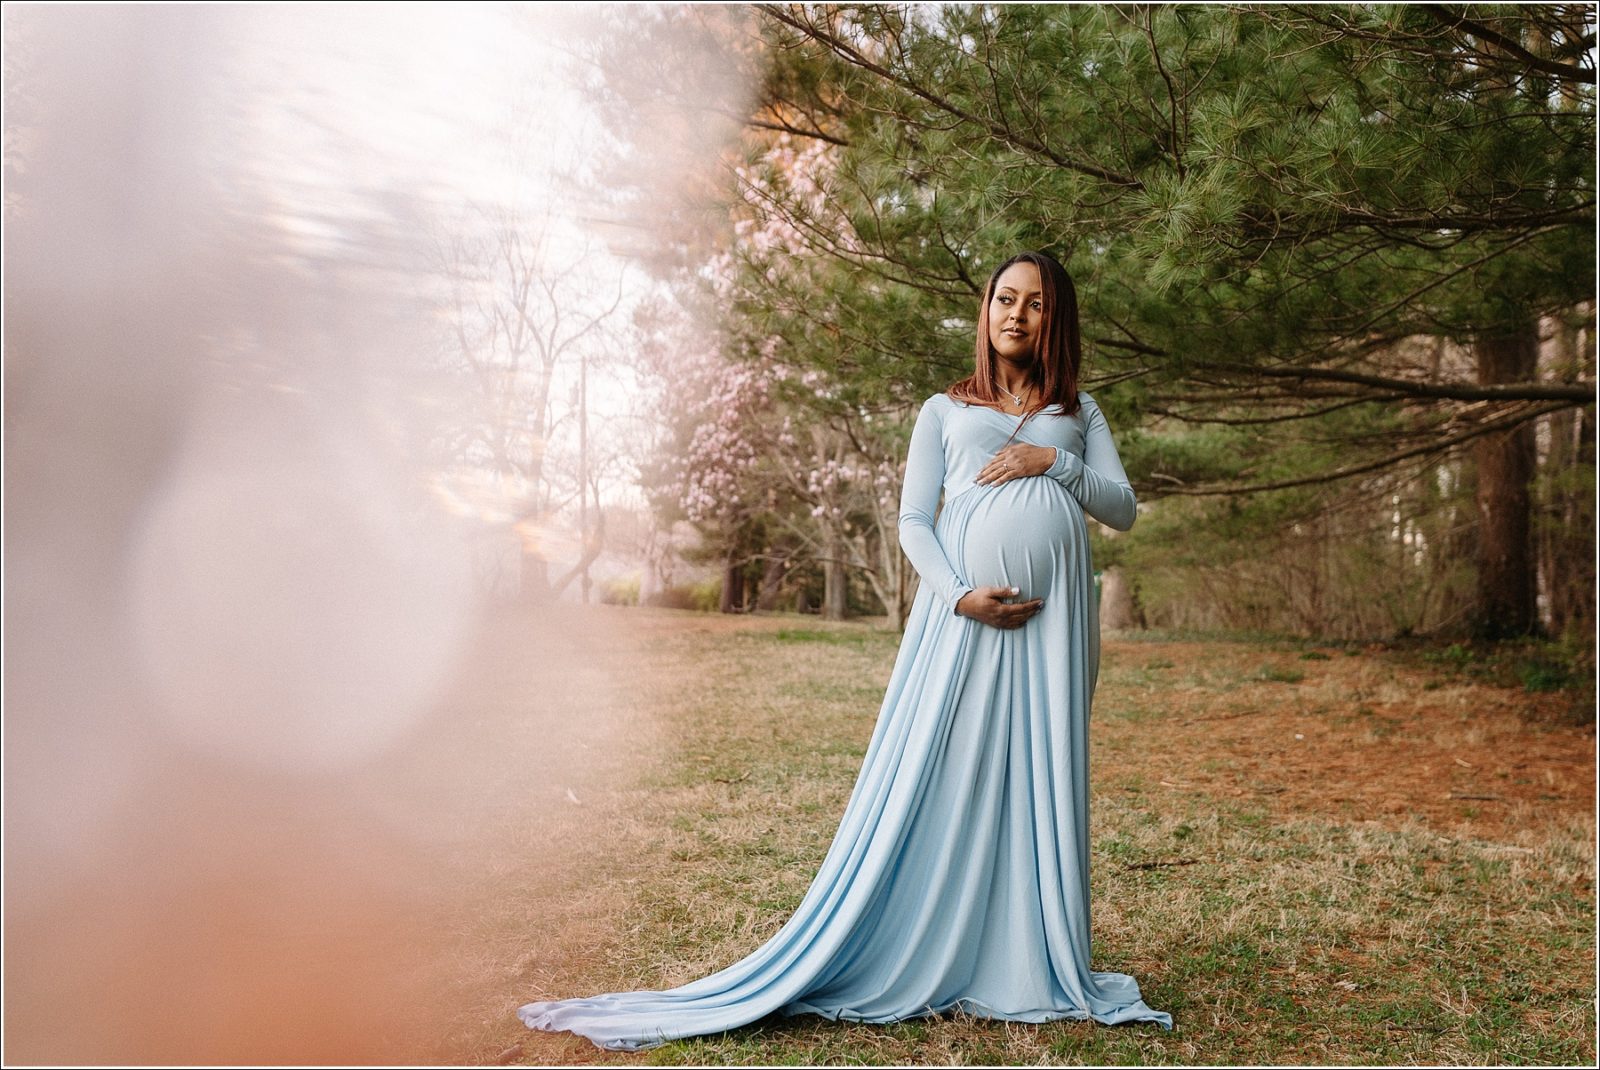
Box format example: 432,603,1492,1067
517,250,1173,1050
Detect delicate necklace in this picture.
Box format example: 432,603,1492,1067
1000,382,1032,408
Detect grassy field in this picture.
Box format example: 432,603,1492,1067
422,603,1594,1066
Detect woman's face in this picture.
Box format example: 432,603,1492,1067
987,260,1044,364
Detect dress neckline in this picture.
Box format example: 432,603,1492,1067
966,401,1064,417
943,392,1078,417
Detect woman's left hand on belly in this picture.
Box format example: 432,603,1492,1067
975,443,1056,486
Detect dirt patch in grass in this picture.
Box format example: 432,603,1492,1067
1094,638,1594,843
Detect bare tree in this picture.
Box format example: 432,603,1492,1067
431,203,626,603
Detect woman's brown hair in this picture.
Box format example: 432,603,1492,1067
946,250,1082,420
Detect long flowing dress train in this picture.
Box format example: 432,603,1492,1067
517,390,1174,1051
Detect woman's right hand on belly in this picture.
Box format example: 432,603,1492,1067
954,586,1044,630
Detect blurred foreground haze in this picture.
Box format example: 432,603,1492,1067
2,4,745,1062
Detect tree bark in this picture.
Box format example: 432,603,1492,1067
1099,566,1139,630
720,554,745,614
1472,323,1541,639
756,544,790,611
821,531,848,621
1539,307,1597,642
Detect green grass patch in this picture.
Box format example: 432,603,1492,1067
1250,664,1306,684
771,627,884,647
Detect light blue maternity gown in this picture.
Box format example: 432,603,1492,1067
517,389,1174,1050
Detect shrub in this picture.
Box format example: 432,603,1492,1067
599,574,640,606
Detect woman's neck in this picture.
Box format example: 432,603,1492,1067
995,357,1035,399
995,373,1034,398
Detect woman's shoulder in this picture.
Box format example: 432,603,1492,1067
1040,390,1095,416
1076,388,1114,414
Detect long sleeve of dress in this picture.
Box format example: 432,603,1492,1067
1045,397,1138,532
898,397,975,615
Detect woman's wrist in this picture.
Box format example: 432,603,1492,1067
1045,445,1075,480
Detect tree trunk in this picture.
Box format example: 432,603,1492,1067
1099,566,1138,630
519,547,551,604
720,554,745,614
1535,308,1596,643
1539,336,1573,637
639,520,665,605
756,545,789,611
1569,401,1597,642
551,507,607,599
821,532,848,621
1471,323,1541,639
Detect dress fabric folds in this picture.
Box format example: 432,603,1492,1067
517,390,1174,1051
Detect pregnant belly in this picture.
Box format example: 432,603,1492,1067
940,477,1086,602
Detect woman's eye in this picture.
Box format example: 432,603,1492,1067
997,295,1011,304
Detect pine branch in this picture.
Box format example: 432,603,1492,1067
1150,399,1576,497
1420,4,1597,85
755,3,1146,188
1196,361,1596,404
